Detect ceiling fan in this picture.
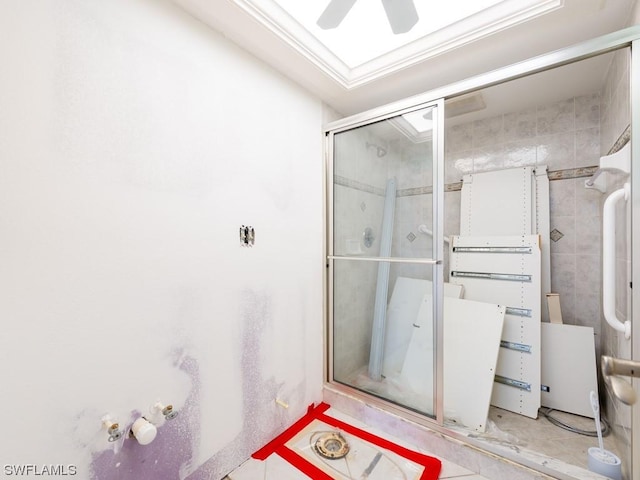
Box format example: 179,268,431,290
317,0,419,34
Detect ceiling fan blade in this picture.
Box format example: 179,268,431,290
381,0,419,34
317,0,358,30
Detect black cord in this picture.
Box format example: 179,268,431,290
539,408,609,437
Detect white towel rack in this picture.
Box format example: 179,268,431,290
602,182,631,339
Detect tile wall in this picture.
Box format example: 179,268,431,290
333,90,606,375
332,67,632,455
599,46,632,473
332,130,387,381
389,140,434,282
444,93,603,337
329,47,634,480
332,129,434,382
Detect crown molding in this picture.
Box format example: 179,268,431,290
234,0,562,89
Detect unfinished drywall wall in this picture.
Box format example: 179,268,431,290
0,1,324,478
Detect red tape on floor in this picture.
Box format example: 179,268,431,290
277,446,334,480
251,402,442,480
252,403,330,460
317,410,441,480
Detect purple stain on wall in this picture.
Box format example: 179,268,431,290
91,289,296,480
91,352,200,480
187,289,289,480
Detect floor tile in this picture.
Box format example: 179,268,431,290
228,456,309,480
227,406,457,480
438,458,476,478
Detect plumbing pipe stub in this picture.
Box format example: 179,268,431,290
314,432,349,460
163,405,178,420
131,418,157,445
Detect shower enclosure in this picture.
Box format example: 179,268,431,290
325,27,640,480
328,104,444,420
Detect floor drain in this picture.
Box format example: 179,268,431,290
314,432,350,460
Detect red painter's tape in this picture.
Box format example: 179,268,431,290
252,401,441,480
317,412,442,480
251,403,330,460
277,446,334,480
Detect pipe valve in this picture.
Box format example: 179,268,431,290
101,416,123,443
154,402,179,420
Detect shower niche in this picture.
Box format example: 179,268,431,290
326,40,636,479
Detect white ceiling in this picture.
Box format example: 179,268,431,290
173,0,637,118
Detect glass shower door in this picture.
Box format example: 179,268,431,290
328,104,443,419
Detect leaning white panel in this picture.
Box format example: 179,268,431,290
460,166,551,320
459,167,535,236
400,295,505,432
449,235,541,419
541,323,599,418
382,277,463,378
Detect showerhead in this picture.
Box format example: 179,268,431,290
366,141,387,157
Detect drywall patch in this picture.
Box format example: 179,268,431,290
91,352,200,480
188,289,289,479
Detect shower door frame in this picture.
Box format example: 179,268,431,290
325,99,446,425
324,25,640,478
631,36,640,480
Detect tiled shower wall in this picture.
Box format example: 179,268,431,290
444,93,603,339
333,131,387,381
389,140,434,282
333,75,632,445
333,91,608,381
599,47,632,471
332,133,433,381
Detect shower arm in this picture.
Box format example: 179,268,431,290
418,224,450,244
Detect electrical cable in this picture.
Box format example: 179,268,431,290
539,407,610,437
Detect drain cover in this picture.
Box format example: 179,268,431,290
314,432,350,460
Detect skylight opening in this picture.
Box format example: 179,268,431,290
273,0,505,67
